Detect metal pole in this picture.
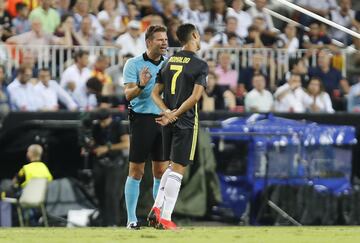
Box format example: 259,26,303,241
274,0,360,39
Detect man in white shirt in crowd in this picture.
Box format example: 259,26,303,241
178,0,208,34
115,20,146,57
7,65,41,111
35,68,78,111
329,0,359,44
73,77,102,111
245,74,273,112
247,0,276,32
227,0,252,38
60,50,91,97
274,73,312,113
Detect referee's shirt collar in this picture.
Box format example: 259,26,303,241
142,52,164,66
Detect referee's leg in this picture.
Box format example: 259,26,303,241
124,162,145,227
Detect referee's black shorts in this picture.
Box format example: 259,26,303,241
128,110,166,163
163,124,199,167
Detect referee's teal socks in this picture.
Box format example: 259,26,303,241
153,178,161,200
125,176,141,224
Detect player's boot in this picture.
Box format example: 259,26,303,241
126,222,141,230
147,207,161,227
157,218,178,230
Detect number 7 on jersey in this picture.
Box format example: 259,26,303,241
170,65,183,94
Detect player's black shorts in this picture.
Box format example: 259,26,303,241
163,124,198,166
128,110,166,163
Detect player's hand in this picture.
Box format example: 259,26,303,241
94,146,108,157
140,67,152,86
155,115,170,126
162,109,178,123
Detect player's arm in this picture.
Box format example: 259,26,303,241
173,84,204,118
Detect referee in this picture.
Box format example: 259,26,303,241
151,23,208,230
123,25,169,229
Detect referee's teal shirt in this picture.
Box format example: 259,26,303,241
123,53,165,115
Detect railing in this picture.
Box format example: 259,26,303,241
0,44,351,84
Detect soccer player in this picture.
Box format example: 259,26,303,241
123,25,169,229
150,23,208,230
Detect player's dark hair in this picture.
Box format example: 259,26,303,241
176,23,197,45
145,25,167,40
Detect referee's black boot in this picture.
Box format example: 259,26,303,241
126,222,141,230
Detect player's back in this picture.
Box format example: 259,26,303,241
159,50,208,128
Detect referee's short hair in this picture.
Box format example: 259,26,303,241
145,25,167,40
176,23,197,45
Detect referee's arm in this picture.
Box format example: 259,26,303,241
124,67,151,101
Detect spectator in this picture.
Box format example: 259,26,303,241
60,50,91,96
0,65,10,116
10,50,38,81
73,77,103,111
115,20,146,56
6,0,38,18
54,14,82,46
210,16,243,47
91,55,113,96
73,0,103,35
295,0,338,26
274,73,312,113
243,24,264,48
29,0,60,34
179,0,207,34
347,77,360,112
306,77,334,113
301,21,332,50
76,15,103,46
329,0,358,44
159,0,178,27
97,0,123,35
0,0,13,41
215,52,239,91
106,53,134,100
207,0,227,33
227,0,252,38
251,16,277,48
7,65,40,111
308,49,350,110
277,23,299,55
167,17,181,47
245,74,273,112
0,26,8,64
247,0,276,33
6,18,71,63
12,2,31,35
238,53,268,92
34,68,77,111
281,57,309,87
13,144,52,189
121,2,141,26
200,26,216,53
53,0,71,17
201,71,236,111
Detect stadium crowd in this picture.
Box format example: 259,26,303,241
0,0,360,113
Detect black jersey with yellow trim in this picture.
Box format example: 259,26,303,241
156,50,208,129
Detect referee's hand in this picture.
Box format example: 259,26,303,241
139,67,152,86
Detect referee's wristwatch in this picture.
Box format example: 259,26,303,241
137,81,145,90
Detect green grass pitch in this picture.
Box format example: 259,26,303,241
0,227,360,243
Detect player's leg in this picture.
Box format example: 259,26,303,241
158,128,197,230
147,125,171,227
